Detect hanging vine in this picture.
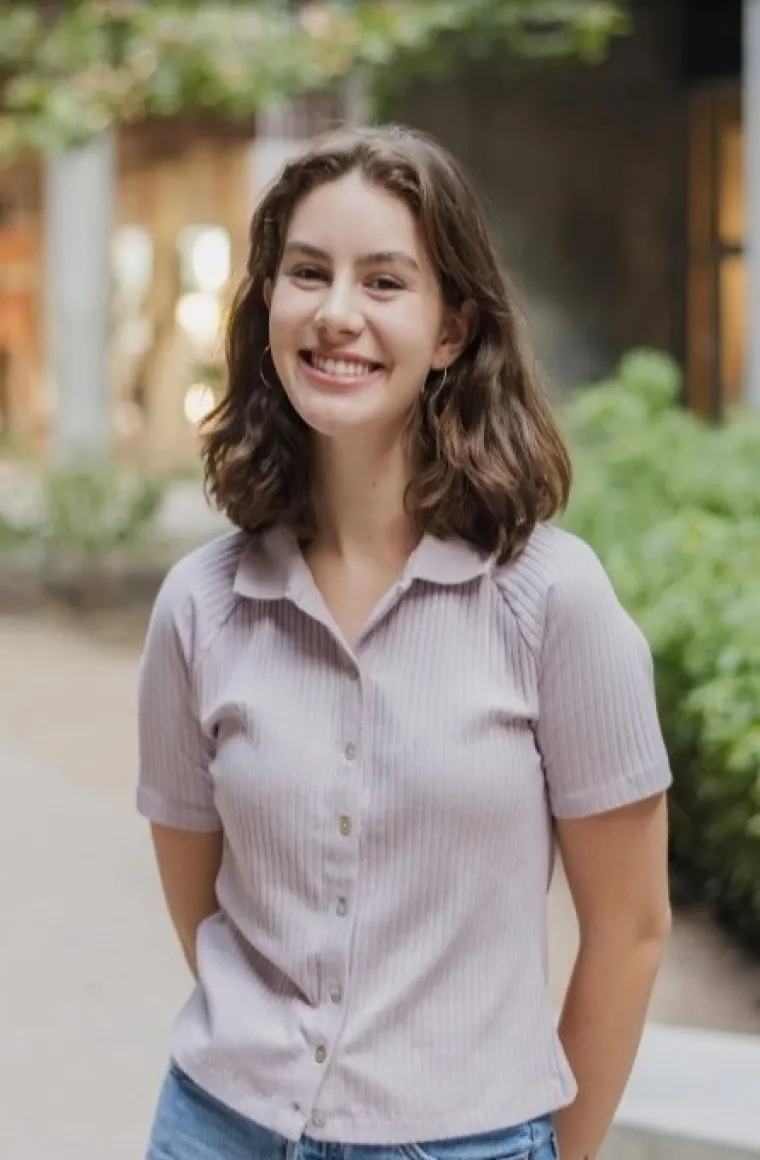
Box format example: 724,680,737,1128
0,1,627,164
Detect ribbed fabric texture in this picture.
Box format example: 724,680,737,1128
137,522,671,1145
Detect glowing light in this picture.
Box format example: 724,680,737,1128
190,228,230,292
175,292,222,347
184,382,216,426
112,225,153,303
178,225,231,293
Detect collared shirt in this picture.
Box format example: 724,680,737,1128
137,522,671,1145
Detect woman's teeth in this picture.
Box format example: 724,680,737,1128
310,354,377,378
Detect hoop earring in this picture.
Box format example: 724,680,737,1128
259,344,277,390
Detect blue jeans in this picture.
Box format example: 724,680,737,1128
146,1063,559,1160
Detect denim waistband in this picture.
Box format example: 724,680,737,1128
145,1062,558,1160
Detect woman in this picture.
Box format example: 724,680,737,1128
138,124,672,1160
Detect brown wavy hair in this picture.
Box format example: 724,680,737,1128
202,123,571,564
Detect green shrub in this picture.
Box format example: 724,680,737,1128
561,349,760,948
40,465,164,558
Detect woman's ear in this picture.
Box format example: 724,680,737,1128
432,299,477,370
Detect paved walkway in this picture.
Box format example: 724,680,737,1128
0,613,758,1160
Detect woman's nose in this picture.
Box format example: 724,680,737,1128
315,281,362,335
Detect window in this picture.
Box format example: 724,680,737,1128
686,85,744,416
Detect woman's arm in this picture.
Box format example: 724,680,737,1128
151,823,224,978
552,792,672,1160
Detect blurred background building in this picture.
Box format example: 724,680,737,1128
0,104,335,471
0,0,753,471
394,0,745,417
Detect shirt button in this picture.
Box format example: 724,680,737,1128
339,815,352,837
336,897,348,916
312,1112,325,1128
344,742,357,762
315,1045,327,1064
329,985,342,1004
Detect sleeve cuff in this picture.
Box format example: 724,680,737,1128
136,785,223,832
550,763,672,820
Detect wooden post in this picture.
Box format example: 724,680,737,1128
744,0,760,409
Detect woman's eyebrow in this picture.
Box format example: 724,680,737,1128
283,241,420,272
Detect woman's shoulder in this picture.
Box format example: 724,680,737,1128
491,522,617,655
148,529,251,658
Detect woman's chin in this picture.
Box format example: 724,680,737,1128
289,386,384,439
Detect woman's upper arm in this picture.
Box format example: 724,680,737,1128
137,569,224,966
535,537,672,820
534,540,673,938
556,795,671,943
137,568,221,832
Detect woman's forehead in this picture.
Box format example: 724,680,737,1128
284,172,427,264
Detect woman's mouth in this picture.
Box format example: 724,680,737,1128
298,350,384,389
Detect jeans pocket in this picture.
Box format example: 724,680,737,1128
399,1121,537,1160
401,1148,530,1160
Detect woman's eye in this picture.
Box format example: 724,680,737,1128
291,265,326,282
369,276,403,292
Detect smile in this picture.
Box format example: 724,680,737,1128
301,351,382,377
299,351,384,389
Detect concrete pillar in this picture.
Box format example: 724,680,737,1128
343,68,372,127
743,0,760,408
44,131,116,463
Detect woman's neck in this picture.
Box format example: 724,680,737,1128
310,435,419,563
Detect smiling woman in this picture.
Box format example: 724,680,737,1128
262,170,470,444
138,124,672,1160
202,123,570,559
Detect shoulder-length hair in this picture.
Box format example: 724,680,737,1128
202,123,571,564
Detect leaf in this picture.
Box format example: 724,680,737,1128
0,0,628,159
563,346,760,947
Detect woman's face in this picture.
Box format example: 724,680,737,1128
265,170,468,445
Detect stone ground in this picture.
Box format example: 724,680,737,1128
0,609,758,1160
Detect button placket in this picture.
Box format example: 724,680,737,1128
306,650,364,1117
338,814,352,837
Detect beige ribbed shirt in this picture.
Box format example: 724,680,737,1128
137,522,671,1144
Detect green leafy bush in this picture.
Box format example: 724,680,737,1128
561,350,760,948
41,465,164,557
0,465,165,557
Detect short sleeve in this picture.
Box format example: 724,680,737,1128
536,542,671,819
137,574,222,832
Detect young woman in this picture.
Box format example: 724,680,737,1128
138,124,672,1160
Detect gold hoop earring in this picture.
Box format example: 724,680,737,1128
259,344,277,390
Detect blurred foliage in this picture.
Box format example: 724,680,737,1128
562,350,760,949
0,464,165,556
40,465,164,556
0,510,30,549
0,1,627,163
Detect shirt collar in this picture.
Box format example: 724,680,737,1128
233,526,493,601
